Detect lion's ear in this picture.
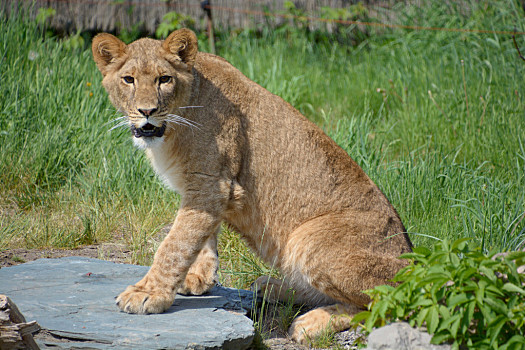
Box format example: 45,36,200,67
162,29,198,70
92,33,127,76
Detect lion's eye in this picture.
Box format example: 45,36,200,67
159,76,172,84
122,76,134,84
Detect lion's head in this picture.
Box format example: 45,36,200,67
92,29,198,148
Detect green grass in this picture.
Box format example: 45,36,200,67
1,0,524,290
219,0,525,252
0,12,180,258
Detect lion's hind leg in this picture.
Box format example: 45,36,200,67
289,303,360,344
252,275,319,305
251,277,361,345
280,210,411,344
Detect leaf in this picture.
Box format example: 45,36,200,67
395,304,406,318
376,300,390,319
473,339,495,350
410,299,433,308
450,314,461,339
426,306,440,334
449,252,460,267
431,330,452,345
505,335,525,345
392,284,411,301
488,315,507,347
486,284,506,298
504,251,525,261
440,239,450,253
477,301,493,324
462,280,479,292
457,267,478,282
364,309,379,331
350,311,370,327
437,314,460,332
448,293,470,308
479,265,497,282
451,237,471,251
475,280,487,304
399,252,427,260
373,285,395,295
505,262,522,286
502,283,525,295
392,268,414,282
438,304,450,319
461,301,475,334
417,272,450,287
416,306,430,328
483,297,509,316
433,285,447,302
412,246,432,256
429,251,448,265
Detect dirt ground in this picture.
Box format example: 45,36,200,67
0,244,359,349
0,243,132,268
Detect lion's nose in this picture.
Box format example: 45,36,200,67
138,108,158,117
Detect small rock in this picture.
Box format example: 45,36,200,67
335,329,363,349
366,322,451,350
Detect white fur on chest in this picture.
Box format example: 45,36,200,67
145,144,185,194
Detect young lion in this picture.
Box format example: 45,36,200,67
91,29,412,344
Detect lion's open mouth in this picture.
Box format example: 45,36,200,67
131,123,166,138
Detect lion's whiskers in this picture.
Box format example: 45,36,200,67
105,113,130,132
108,120,129,132
166,114,201,130
178,106,204,109
103,110,201,134
104,116,127,125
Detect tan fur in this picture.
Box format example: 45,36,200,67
91,29,412,344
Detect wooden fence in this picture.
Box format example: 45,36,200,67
1,0,401,35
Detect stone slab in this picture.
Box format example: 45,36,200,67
0,257,255,349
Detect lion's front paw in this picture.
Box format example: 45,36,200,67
177,272,215,296
116,284,174,314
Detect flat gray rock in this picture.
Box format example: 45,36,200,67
0,257,255,349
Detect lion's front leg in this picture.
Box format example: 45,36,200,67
116,207,222,314
178,235,218,295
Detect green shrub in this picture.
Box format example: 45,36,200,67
155,11,195,39
352,239,525,349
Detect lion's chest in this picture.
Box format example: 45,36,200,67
146,147,185,194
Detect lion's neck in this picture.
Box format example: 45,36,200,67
145,137,185,194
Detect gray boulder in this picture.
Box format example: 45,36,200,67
0,257,255,349
366,322,451,350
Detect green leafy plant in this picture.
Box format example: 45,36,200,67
352,238,525,349
282,1,308,27
155,11,195,39
118,22,144,43
62,30,85,51
35,7,56,26
35,7,56,39
320,3,369,45
320,3,368,23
